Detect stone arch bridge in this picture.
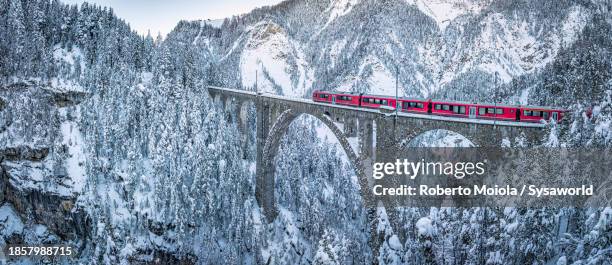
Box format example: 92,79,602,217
207,86,546,251
207,86,546,217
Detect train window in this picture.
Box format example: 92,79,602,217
496,108,503,114
460,106,466,114
409,102,416,107
374,99,380,104
403,102,409,109
543,112,549,119
319,94,327,98
453,105,459,113
417,103,424,108
533,111,541,117
435,104,441,110
479,108,486,115
443,105,450,111
487,108,495,114
524,110,532,116
382,100,388,105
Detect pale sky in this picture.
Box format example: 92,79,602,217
62,0,285,36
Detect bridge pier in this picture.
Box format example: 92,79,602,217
255,102,279,222
237,101,249,159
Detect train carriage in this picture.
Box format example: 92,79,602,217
332,92,362,107
398,98,430,113
473,104,518,121
311,90,565,123
519,106,565,123
361,95,397,109
430,100,473,118
312,90,333,103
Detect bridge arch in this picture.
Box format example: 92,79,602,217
258,109,368,221
401,129,476,148
394,119,506,148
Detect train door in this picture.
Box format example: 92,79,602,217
516,109,520,121
551,112,558,121
332,95,336,104
469,106,477,118
543,111,549,120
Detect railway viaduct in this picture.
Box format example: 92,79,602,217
207,86,547,256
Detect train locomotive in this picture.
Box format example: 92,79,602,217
312,90,565,123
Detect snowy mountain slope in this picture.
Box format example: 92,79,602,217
323,0,361,30
408,0,487,30
336,55,405,96
238,21,313,97
201,0,594,100
430,4,591,87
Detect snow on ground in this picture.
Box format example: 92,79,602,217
416,217,433,236
420,3,590,90
192,20,205,45
388,235,402,250
315,118,351,165
53,45,85,76
262,207,306,262
519,87,530,105
49,78,85,92
204,18,225,28
560,6,589,48
406,129,475,147
329,38,348,68
132,159,156,220
59,107,86,193
376,207,392,234
338,55,404,96
104,184,133,226
595,207,612,230
2,159,79,196
240,21,312,97
0,203,24,238
474,6,589,83
409,0,483,30
316,122,338,144
323,0,360,29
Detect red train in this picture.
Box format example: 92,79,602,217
312,90,565,123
